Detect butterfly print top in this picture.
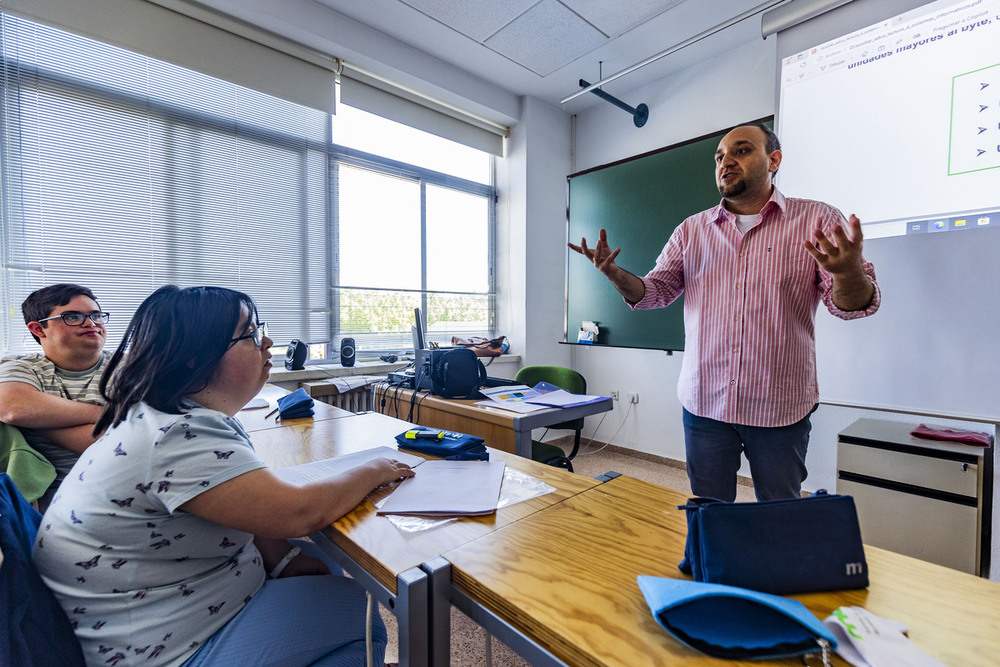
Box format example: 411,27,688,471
33,400,268,666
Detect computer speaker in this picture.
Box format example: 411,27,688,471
340,337,356,367
285,339,307,371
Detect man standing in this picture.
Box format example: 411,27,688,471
0,284,109,507
569,123,880,501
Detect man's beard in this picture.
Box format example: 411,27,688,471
718,177,747,199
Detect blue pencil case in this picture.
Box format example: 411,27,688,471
276,387,315,419
395,427,488,461
637,576,837,661
677,490,868,595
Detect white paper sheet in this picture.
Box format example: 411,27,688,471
376,460,506,516
274,446,424,485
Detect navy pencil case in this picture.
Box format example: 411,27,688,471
394,427,488,461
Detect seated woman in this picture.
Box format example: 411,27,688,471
33,285,414,666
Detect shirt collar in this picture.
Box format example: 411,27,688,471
710,187,786,225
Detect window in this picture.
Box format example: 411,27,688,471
0,15,496,358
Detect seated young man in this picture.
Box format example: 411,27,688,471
0,284,108,508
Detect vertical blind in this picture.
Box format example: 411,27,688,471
0,14,332,351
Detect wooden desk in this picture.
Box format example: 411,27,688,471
434,475,1000,666
250,411,600,667
373,384,613,457
236,383,353,432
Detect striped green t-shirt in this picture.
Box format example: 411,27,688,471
0,352,106,482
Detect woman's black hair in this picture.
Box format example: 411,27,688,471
95,285,258,434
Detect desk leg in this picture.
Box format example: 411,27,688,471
396,568,430,667
514,429,532,459
422,557,452,667
426,555,567,667
310,532,430,667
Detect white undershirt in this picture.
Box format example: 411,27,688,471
735,213,760,235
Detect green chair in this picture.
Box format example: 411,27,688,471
514,365,587,472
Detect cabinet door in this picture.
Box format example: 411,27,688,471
839,478,978,574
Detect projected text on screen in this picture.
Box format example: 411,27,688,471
777,0,1000,239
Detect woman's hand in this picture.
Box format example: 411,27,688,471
369,457,415,488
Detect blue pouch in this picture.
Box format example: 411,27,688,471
276,387,315,419
637,576,836,661
678,490,868,595
394,427,488,461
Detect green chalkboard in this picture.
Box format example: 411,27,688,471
565,119,772,350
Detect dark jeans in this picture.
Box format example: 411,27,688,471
682,407,813,502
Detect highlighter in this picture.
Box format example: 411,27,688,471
404,429,444,440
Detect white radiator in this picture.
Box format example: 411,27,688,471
315,386,372,413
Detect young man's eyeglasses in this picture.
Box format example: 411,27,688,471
36,311,110,326
230,322,268,349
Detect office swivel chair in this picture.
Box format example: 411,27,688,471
514,366,586,472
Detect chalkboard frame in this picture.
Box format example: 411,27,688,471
564,116,774,351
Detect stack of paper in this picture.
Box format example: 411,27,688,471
274,446,507,518
274,446,424,485
477,382,606,413
523,381,607,408
477,385,548,413
376,460,506,516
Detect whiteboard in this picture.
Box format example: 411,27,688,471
815,228,1000,419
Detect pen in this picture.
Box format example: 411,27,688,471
265,407,279,420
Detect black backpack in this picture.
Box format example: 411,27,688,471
430,348,487,399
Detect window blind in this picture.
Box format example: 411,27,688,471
0,14,332,352
3,0,338,114
340,68,507,158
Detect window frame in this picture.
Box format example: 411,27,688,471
326,143,496,358
0,15,498,358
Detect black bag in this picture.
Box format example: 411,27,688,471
429,348,487,399
678,490,868,595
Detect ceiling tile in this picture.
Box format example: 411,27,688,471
484,0,607,76
398,0,539,42
562,0,687,38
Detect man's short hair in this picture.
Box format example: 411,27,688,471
22,283,100,344
739,122,782,178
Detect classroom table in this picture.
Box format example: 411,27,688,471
235,383,353,432
430,474,1000,666
373,384,613,457
249,410,600,667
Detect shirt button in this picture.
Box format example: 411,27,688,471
730,380,736,385
735,284,741,289
732,348,738,353
734,315,740,321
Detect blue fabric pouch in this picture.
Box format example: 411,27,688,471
394,427,489,461
1,473,86,666
276,387,315,419
637,576,837,661
678,490,868,595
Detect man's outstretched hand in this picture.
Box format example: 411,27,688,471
568,228,621,275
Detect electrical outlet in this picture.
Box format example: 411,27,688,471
627,392,639,404
610,391,619,401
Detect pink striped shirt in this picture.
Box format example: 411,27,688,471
632,188,880,427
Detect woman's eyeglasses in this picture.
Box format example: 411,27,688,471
36,311,110,326
230,322,268,349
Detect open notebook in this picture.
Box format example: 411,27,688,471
273,446,506,517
